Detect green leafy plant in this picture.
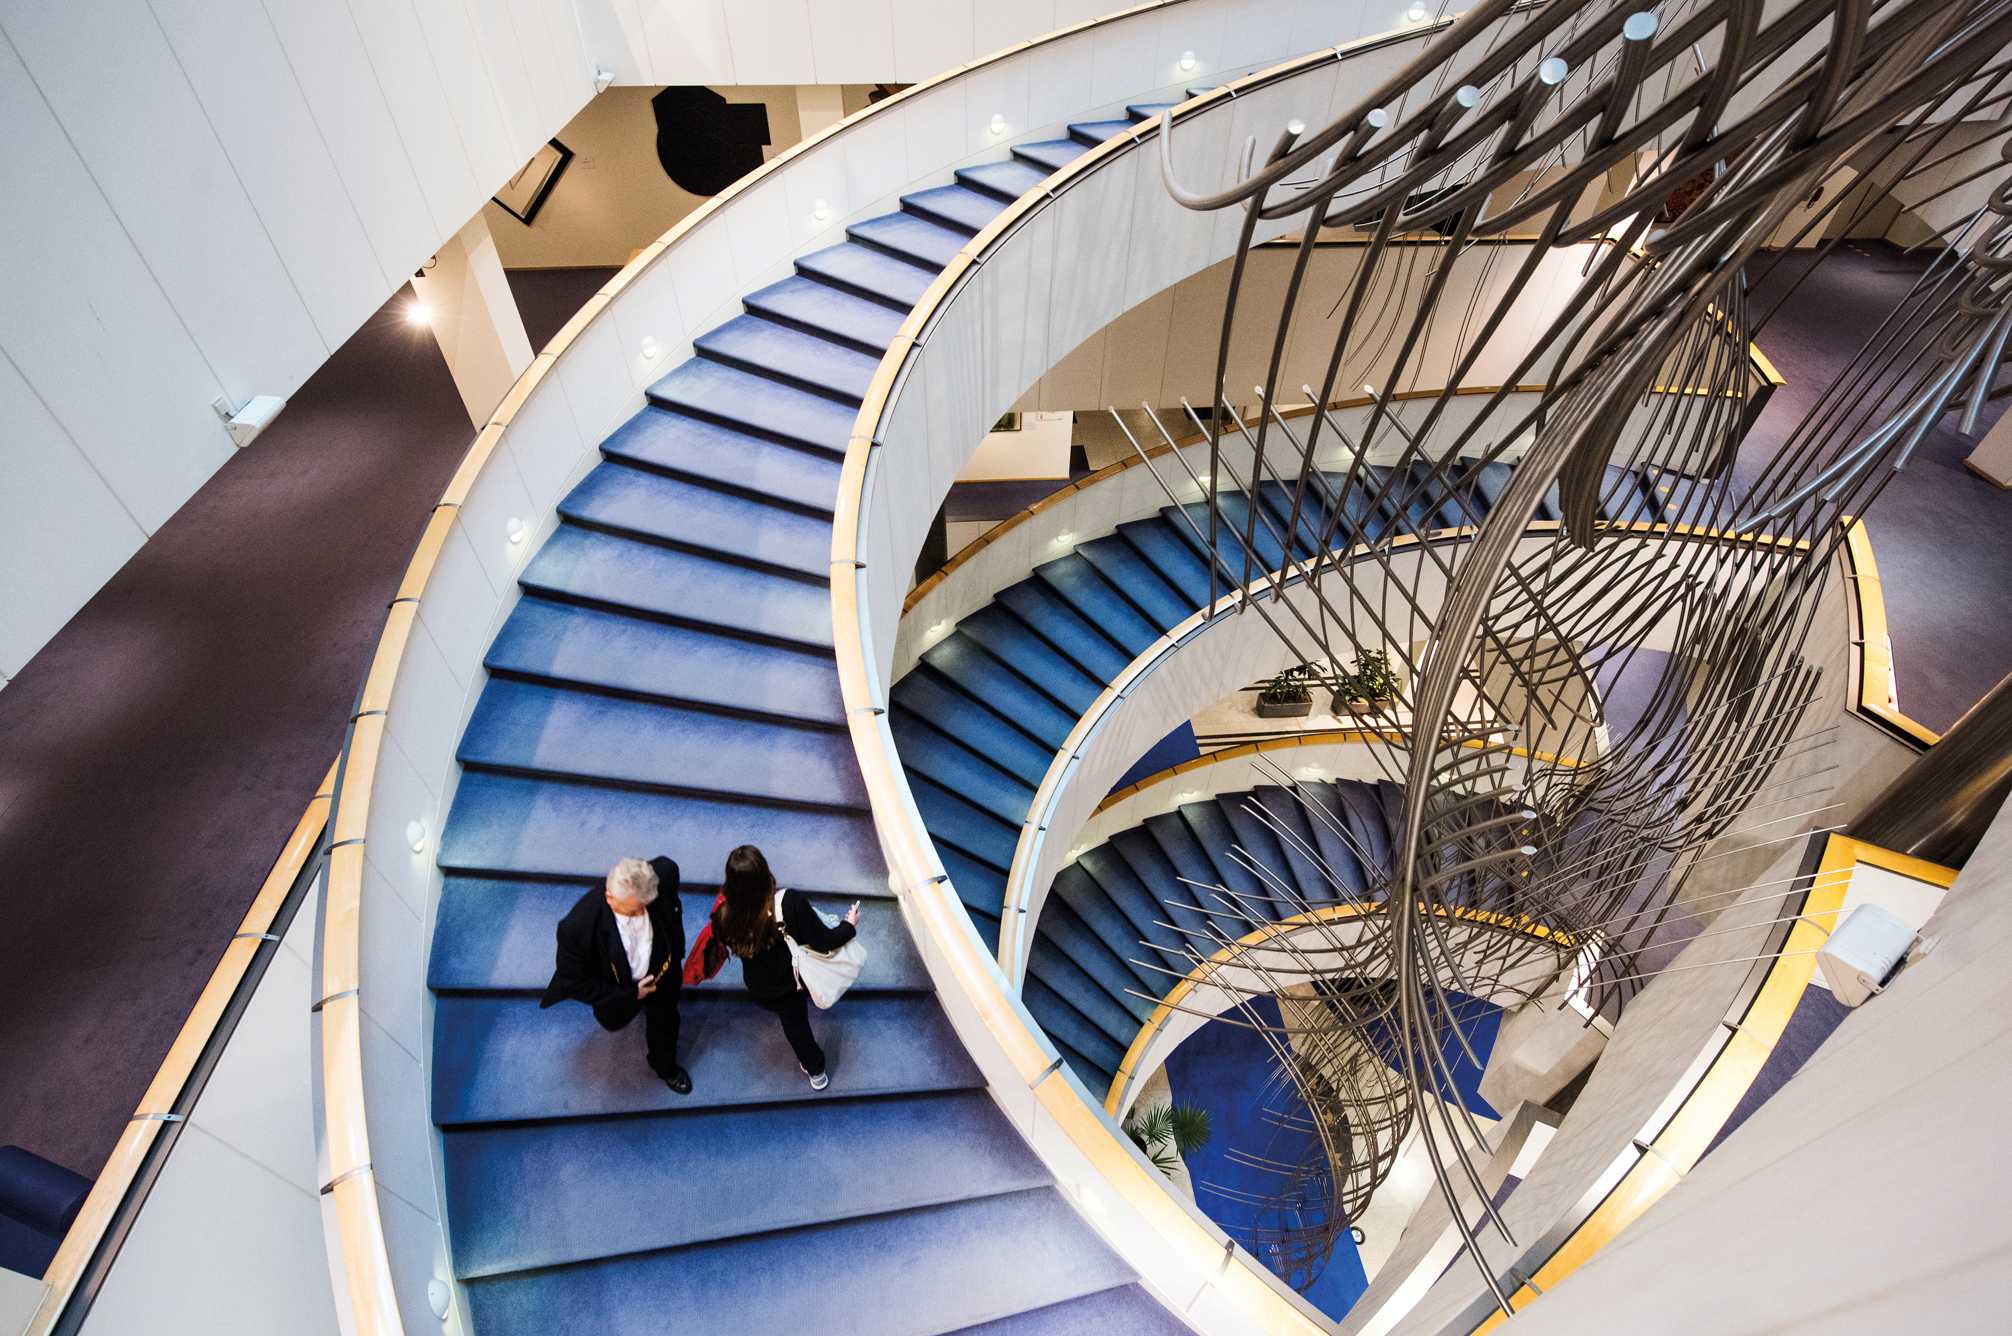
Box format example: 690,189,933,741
1124,1101,1214,1177
1258,665,1315,705
1335,650,1401,705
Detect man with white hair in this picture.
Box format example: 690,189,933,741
538,855,691,1094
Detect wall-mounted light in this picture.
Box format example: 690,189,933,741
989,112,1007,136
405,819,429,854
640,335,661,361
1178,50,1197,73
1053,530,1076,547
812,198,832,223
1406,2,1428,21
506,516,527,545
406,300,432,327
592,66,616,93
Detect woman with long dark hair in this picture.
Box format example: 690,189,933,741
710,844,860,1089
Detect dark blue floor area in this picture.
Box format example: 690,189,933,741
1109,721,1200,792
1704,984,1852,1158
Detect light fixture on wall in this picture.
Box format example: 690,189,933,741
813,198,832,223
1178,49,1197,72
405,819,429,854
989,112,1007,136
1406,2,1428,21
1053,530,1076,547
506,517,527,545
592,65,616,93
640,335,661,361
406,300,432,327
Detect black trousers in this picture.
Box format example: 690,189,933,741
754,989,824,1075
593,983,682,1077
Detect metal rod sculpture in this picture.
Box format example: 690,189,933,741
1113,0,2012,1310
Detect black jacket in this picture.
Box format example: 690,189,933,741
716,888,856,998
539,856,685,1011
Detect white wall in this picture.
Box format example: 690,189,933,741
0,0,599,679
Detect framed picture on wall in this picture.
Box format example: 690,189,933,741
493,139,574,225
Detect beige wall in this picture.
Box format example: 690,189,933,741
485,84,875,269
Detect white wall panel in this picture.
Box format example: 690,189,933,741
727,0,817,84
261,0,440,285
152,0,391,346
512,0,594,155
469,0,545,159
3,0,328,401
642,0,735,83
807,0,896,83
975,0,1052,59
891,0,973,82
411,0,521,193
344,0,485,236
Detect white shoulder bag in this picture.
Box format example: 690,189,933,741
774,888,867,1009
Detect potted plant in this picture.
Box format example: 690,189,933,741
1334,650,1402,714
1256,665,1316,718
1124,1101,1213,1178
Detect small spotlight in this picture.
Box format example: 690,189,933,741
813,198,832,223
640,335,661,361
405,819,429,854
506,517,526,545
1178,50,1198,73
989,113,1007,136
1407,2,1428,21
406,301,432,327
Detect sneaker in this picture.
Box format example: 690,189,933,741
661,1065,692,1095
801,1064,830,1091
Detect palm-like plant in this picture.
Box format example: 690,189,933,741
1124,1101,1213,1177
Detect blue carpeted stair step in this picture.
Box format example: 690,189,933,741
1034,900,1156,1026
458,680,866,808
487,598,844,726
1218,792,1311,906
956,159,1052,202
1247,787,1341,904
460,1185,1139,1336
1176,801,1282,922
795,240,936,309
428,878,911,994
521,525,832,650
1597,464,1659,524
902,184,1009,234
443,1089,1044,1278
955,607,1106,713
1255,478,1336,558
1043,1033,1116,1098
1075,844,1186,963
433,991,976,1125
1012,138,1091,172
1109,827,1224,944
936,844,1007,950
647,358,855,456
1332,780,1394,878
1030,553,1167,651
1296,780,1371,894
694,313,881,402
1643,465,1719,525
1169,496,1292,574
1067,118,1137,144
440,772,882,891
1080,531,1200,627
599,409,843,516
847,212,968,268
1028,937,1145,1049
1023,975,1127,1074
888,668,1053,786
1140,812,1260,938
1047,865,1165,997
906,773,1021,871
558,461,830,577
1125,102,1179,120
889,708,1036,824
947,1283,1193,1336
919,638,1078,748
1113,520,1213,611
742,274,907,353
996,583,1135,682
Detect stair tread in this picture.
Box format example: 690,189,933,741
847,211,967,268
1297,780,1372,894
459,678,865,807
486,597,843,726
742,273,906,352
903,184,1009,233
433,991,976,1125
559,461,830,577
647,357,856,455
947,1283,1193,1336
599,407,843,515
1112,521,1213,613
521,525,831,650
958,606,1107,713
996,582,1135,683
1028,936,1145,1051
889,708,1036,825
1030,552,1167,652
459,1186,1138,1336
956,159,1052,202
1080,532,1198,628
889,668,1054,787
694,313,880,401
1013,138,1091,172
906,772,1020,872
440,771,882,892
443,1089,1044,1278
918,637,1077,749
795,240,936,309
1068,118,1137,144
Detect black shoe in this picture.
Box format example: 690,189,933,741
661,1064,692,1095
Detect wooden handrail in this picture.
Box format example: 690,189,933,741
26,758,337,1335
1841,517,1939,747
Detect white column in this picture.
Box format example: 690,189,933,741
411,214,534,428
795,85,847,139
1966,403,2012,488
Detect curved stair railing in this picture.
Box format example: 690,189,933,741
315,2,1403,1333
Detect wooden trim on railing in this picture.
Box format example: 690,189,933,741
26,759,337,1335
1462,833,1955,1333
1104,900,1571,1116
1841,518,1940,747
